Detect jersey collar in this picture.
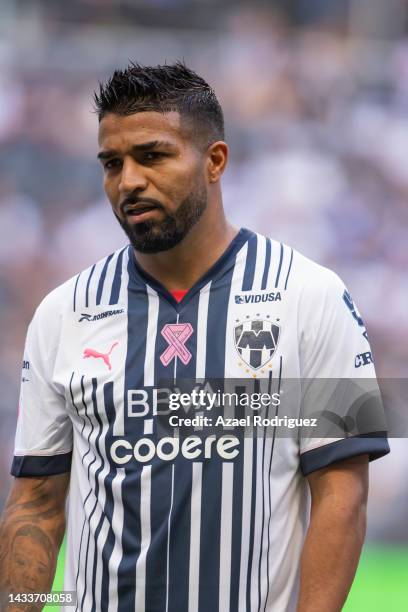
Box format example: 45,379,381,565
128,227,254,310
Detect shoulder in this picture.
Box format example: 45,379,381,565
33,245,130,324
289,248,345,299
254,232,345,299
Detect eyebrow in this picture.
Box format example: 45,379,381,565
97,140,176,160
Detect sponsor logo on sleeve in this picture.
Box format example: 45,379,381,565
355,351,373,368
343,290,364,327
343,289,369,339
21,360,30,382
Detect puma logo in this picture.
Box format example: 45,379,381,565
83,342,118,370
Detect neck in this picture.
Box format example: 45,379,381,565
134,206,238,292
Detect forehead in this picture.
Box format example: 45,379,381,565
12,534,36,548
98,111,188,150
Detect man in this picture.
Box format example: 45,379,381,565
7,526,54,594
0,62,389,611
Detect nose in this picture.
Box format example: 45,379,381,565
118,156,148,195
24,564,37,588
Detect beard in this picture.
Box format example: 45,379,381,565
115,186,208,254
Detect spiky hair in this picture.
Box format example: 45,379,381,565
93,61,224,148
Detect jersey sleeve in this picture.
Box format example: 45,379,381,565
298,268,389,476
11,295,73,477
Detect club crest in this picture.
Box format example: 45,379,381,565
234,319,280,370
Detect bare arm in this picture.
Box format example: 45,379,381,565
297,454,369,612
0,474,69,611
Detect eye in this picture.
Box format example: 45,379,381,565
142,152,166,162
16,557,26,567
104,158,122,170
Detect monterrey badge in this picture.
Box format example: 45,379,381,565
234,319,280,370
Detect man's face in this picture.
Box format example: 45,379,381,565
98,111,208,253
8,535,50,592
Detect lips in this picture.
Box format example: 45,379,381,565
124,204,158,216
122,202,162,224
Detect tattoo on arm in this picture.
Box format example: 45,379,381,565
0,476,68,611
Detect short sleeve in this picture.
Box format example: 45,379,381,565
298,269,389,475
11,298,73,477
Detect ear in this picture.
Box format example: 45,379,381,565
206,141,229,183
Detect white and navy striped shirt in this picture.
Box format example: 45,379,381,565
12,228,389,612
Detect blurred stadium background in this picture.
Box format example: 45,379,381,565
0,0,407,609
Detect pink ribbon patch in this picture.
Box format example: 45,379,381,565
160,323,193,366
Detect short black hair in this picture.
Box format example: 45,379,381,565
12,525,53,562
94,61,224,149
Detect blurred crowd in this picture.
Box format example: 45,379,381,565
0,2,407,539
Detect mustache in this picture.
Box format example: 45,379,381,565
120,196,164,215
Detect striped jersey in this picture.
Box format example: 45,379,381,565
12,228,389,612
